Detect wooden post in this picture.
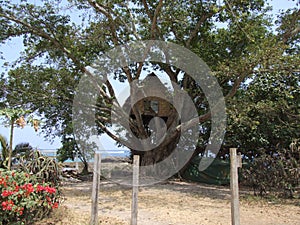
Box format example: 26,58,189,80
131,155,140,225
230,148,242,225
90,153,101,225
75,151,79,171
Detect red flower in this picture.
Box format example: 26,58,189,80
27,183,34,192
1,190,14,197
45,187,56,194
2,200,14,211
21,183,34,196
14,185,20,192
36,184,45,192
0,178,7,187
52,202,59,209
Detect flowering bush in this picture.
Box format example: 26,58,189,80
0,169,60,225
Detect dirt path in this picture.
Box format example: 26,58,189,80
57,180,300,225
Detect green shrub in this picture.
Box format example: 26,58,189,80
17,150,61,187
0,169,60,225
242,142,299,198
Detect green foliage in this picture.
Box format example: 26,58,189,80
0,108,39,170
56,137,76,163
242,140,300,198
223,50,300,158
0,109,31,122
0,135,32,169
56,123,92,174
0,133,35,169
17,151,61,187
13,143,33,159
0,169,60,225
0,134,9,168
0,0,299,181
0,144,62,224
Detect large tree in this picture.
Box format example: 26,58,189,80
0,0,299,175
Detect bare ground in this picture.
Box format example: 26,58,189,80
38,179,300,225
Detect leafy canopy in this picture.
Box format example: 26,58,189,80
0,0,299,163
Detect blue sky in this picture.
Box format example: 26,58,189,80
0,0,298,150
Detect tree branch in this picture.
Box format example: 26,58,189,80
95,120,127,145
282,25,300,43
142,0,153,21
160,111,212,150
116,1,141,40
186,6,224,48
87,0,119,45
164,65,178,83
2,11,97,80
225,75,244,99
151,0,163,39
281,8,300,44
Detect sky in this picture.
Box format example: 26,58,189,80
0,0,298,150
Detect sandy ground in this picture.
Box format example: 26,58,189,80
38,179,300,225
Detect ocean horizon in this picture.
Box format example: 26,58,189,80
39,149,131,163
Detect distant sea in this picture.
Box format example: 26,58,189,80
40,149,131,163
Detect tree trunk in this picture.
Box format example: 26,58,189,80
78,153,89,175
81,159,89,174
8,120,14,170
131,131,182,178
127,89,199,177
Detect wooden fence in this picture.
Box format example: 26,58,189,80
90,149,242,225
